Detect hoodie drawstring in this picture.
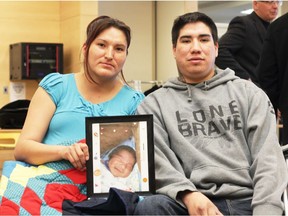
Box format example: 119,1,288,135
204,81,209,90
187,84,192,102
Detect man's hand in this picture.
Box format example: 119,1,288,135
179,191,223,216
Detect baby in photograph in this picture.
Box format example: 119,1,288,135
94,138,141,192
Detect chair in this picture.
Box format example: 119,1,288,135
0,130,20,148
0,130,20,177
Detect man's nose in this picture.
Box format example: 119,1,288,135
190,40,201,52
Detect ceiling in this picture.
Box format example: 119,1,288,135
198,1,253,23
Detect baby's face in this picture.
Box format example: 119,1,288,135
108,150,135,178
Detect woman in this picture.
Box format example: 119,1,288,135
14,16,144,170
0,16,144,215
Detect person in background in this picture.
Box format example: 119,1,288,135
14,15,144,171
257,12,288,145
215,0,280,85
134,12,287,215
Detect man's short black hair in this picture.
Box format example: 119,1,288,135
172,12,218,48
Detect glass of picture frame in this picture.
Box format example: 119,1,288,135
85,114,155,198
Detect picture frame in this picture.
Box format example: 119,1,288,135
85,114,155,198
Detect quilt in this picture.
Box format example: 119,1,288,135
0,160,87,215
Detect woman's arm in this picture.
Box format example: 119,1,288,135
14,87,89,170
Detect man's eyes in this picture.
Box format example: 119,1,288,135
181,39,191,43
180,38,210,43
200,37,210,42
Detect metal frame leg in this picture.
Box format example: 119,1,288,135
284,158,288,216
282,144,288,216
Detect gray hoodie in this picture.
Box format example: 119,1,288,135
137,68,288,215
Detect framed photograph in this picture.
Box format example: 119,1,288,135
85,114,155,198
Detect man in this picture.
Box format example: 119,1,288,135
257,12,288,145
134,12,287,215
215,0,280,85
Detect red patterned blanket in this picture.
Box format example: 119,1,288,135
0,160,87,215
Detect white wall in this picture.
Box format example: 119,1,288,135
216,23,229,38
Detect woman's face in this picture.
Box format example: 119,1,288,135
108,149,135,178
84,27,128,82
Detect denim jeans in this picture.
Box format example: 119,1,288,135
133,194,252,215
210,196,252,215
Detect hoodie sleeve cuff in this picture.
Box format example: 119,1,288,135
253,204,283,215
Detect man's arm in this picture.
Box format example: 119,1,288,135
136,97,196,201
216,16,250,79
257,26,279,112
246,88,288,214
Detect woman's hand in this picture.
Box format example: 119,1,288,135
60,142,89,171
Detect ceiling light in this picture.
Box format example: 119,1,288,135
241,9,253,14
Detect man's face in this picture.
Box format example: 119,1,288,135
254,1,280,22
173,22,218,84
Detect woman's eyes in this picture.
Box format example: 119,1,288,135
96,43,125,52
116,47,125,52
97,43,105,47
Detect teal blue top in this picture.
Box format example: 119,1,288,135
39,73,145,146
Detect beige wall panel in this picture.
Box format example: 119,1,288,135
80,1,98,15
184,1,198,13
24,80,39,100
60,1,98,19
61,16,82,73
60,2,98,74
79,2,99,45
0,2,59,20
1,20,60,43
79,14,100,44
156,1,184,82
156,1,197,82
0,1,60,107
60,1,80,20
77,15,102,73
